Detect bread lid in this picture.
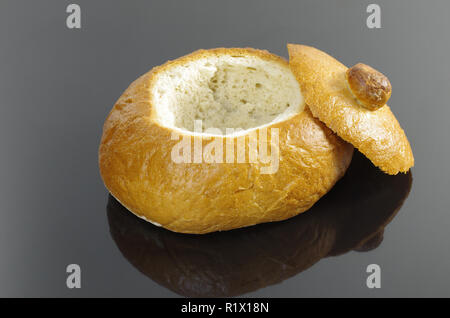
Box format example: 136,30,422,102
288,44,414,175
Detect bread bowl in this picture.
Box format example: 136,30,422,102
107,151,412,297
288,44,414,175
99,48,353,234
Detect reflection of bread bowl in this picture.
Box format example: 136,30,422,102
107,151,412,297
99,48,353,234
288,44,414,175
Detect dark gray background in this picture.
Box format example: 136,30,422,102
0,0,449,297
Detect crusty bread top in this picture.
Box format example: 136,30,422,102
288,44,414,175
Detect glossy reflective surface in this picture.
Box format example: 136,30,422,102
108,152,412,297
1,0,450,297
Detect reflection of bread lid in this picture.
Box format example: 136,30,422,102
288,44,414,175
99,48,353,234
107,151,412,297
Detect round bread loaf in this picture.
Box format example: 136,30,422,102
99,48,353,234
288,44,414,175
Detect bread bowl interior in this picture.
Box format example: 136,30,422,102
152,53,304,136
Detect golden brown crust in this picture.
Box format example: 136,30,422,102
346,63,392,110
288,44,414,175
99,48,354,234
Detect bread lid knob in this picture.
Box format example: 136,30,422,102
346,63,392,111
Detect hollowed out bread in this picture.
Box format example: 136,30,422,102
99,48,354,234
288,44,414,175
